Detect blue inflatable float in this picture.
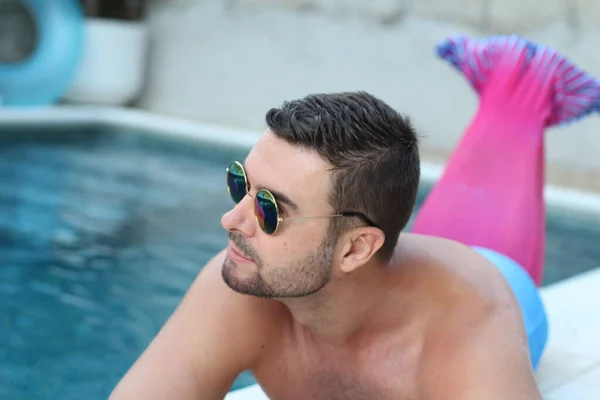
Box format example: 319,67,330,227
472,246,549,370
0,0,84,107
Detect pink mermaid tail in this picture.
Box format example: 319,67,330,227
411,35,600,285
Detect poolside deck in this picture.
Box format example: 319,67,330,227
225,267,600,400
537,267,600,399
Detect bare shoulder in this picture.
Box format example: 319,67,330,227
172,249,287,363
402,233,521,304
406,236,541,399
183,249,286,338
421,301,541,400
110,249,285,399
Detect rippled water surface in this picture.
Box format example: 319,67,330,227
1,125,599,399
0,126,253,399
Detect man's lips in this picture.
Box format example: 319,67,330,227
227,243,254,263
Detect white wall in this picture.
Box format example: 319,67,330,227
137,0,600,188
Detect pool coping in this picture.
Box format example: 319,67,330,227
2,105,600,214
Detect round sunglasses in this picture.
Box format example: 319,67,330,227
226,161,379,234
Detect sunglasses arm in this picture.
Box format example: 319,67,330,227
278,214,346,222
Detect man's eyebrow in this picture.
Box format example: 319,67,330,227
267,188,299,213
242,161,300,212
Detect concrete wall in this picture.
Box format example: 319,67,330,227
138,0,600,190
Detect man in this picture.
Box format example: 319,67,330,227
111,34,600,399
109,94,539,399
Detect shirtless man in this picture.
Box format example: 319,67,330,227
110,91,544,399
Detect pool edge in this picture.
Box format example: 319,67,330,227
2,105,600,214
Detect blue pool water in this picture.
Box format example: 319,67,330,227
1,125,599,399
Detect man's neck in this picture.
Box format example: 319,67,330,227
278,259,409,347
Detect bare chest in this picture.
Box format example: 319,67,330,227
255,337,421,400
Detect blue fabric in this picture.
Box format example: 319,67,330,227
472,246,548,370
0,0,84,106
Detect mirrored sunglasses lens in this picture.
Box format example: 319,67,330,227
255,190,279,234
227,162,247,203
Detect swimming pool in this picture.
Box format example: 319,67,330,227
1,109,600,399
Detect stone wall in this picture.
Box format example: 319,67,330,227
139,0,600,190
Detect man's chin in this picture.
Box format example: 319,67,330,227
223,256,256,279
220,260,330,299
221,260,268,297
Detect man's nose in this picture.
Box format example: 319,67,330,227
221,195,256,237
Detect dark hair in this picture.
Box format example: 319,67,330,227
265,91,420,261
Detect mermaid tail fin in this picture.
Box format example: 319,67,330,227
437,35,600,126
412,35,600,285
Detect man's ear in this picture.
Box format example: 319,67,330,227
339,227,385,273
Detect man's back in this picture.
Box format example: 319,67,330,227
110,234,539,400
252,234,536,399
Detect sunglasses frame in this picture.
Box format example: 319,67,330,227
226,161,379,234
